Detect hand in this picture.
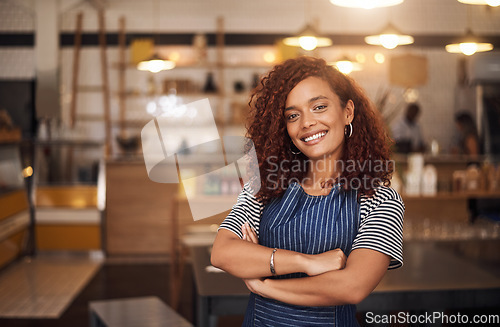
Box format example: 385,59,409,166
243,277,265,296
241,223,267,295
241,222,258,244
303,248,346,276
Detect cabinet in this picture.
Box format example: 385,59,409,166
0,142,30,269
33,140,104,251
394,154,500,242
104,159,228,257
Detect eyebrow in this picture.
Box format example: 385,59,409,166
284,95,329,112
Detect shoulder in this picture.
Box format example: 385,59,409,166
391,117,407,129
359,186,404,219
240,181,264,208
354,186,405,269
218,180,264,238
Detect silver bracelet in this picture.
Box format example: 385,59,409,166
270,248,278,276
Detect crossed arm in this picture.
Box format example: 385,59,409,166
210,224,390,307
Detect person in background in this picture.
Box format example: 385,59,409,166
451,112,482,223
211,56,404,326
451,111,480,157
391,103,425,153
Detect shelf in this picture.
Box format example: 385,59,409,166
112,62,272,70
403,191,500,200
35,140,104,147
393,153,500,164
77,85,105,93
114,91,222,99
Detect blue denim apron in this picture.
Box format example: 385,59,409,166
242,182,360,326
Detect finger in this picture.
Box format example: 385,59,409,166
241,224,248,240
247,225,258,244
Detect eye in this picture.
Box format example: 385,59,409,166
313,105,327,111
286,113,299,121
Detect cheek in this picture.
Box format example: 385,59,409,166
331,125,345,141
286,123,295,138
329,117,346,133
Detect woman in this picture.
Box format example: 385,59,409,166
452,111,480,157
211,56,404,326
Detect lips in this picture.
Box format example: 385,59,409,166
301,131,328,143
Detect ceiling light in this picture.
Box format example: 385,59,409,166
445,29,494,55
329,0,404,9
365,23,414,49
137,53,176,73
283,24,332,51
374,53,386,64
457,0,500,7
329,56,362,75
136,0,177,73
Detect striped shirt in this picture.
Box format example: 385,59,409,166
219,183,404,269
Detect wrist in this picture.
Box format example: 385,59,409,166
295,252,311,275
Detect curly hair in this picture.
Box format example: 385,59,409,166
246,56,393,203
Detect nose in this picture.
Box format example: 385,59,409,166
300,111,317,128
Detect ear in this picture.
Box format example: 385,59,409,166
344,100,355,124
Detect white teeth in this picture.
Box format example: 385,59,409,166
304,131,326,142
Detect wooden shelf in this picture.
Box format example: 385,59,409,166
403,191,500,200
112,62,272,70
114,91,222,99
35,139,104,147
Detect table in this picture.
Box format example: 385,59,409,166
89,296,193,327
189,246,249,327
189,240,500,326
357,240,500,312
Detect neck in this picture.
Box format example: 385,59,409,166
304,155,342,189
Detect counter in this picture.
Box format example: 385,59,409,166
105,158,228,257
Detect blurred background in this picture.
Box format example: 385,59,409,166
0,0,500,326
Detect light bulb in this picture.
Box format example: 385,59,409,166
148,60,166,73
355,53,366,63
361,1,375,9
329,0,404,9
485,0,500,6
298,36,318,51
263,51,276,63
379,34,399,49
459,42,478,56
336,61,354,74
374,53,385,64
138,59,176,73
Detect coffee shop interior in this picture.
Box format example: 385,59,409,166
1,0,500,326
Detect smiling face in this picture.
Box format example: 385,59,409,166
284,76,354,163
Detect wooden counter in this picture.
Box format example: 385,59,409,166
105,160,174,256
0,189,30,270
187,240,500,325
105,159,229,257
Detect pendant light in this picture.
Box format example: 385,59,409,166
136,0,176,73
283,24,332,51
283,0,332,51
457,0,500,7
329,56,362,75
329,0,404,9
365,22,414,49
445,6,494,56
445,29,494,55
137,53,175,73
